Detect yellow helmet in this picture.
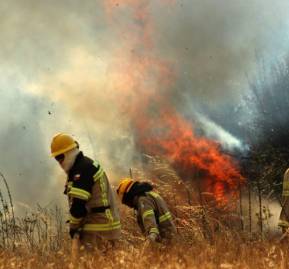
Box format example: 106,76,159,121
117,178,135,201
50,133,78,157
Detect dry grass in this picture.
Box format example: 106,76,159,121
0,157,288,268
0,235,288,269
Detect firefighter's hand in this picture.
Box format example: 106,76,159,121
69,228,79,239
148,232,158,242
142,233,161,254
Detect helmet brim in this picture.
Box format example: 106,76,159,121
50,142,77,157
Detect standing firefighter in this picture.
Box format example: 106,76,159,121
279,168,289,233
50,133,121,252
117,178,176,243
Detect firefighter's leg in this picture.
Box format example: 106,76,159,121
80,232,103,254
80,233,117,254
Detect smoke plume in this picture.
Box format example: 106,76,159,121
0,0,289,206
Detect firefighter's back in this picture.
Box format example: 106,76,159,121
145,191,176,239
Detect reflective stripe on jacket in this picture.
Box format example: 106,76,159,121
136,191,176,239
279,169,289,228
282,169,289,197
65,152,121,240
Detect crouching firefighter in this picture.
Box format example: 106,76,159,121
50,133,121,252
279,168,289,233
117,179,176,243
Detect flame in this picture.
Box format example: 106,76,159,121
134,105,244,204
104,0,244,205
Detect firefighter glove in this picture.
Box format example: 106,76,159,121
148,232,158,242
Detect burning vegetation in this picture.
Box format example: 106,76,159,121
1,0,289,268
104,0,245,206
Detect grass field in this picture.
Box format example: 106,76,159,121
0,159,287,269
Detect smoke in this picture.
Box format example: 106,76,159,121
0,85,59,210
0,0,289,206
196,113,244,152
153,0,289,104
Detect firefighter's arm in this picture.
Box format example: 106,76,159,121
138,197,159,239
68,185,91,231
68,171,94,231
282,169,289,205
69,198,87,231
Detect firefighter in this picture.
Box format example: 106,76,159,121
117,178,176,243
279,168,289,233
50,133,121,252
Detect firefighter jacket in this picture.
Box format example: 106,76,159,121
136,191,176,240
64,152,121,240
279,168,289,228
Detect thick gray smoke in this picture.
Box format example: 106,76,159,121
0,0,289,208
153,0,289,102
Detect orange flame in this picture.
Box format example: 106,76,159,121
134,105,244,204
104,0,244,205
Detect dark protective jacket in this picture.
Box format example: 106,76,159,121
136,191,176,240
279,168,289,228
64,152,121,240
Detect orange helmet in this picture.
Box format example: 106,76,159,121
50,133,78,157
116,178,135,202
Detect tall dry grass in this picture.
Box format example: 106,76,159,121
0,158,288,269
0,227,288,269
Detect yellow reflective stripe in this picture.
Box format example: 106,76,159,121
148,191,160,198
82,221,121,232
283,179,289,188
283,173,289,195
100,176,109,206
92,163,108,207
70,215,83,225
142,209,154,221
278,220,289,227
98,172,108,207
68,187,91,201
159,212,172,223
149,227,159,234
283,191,289,197
105,209,114,222
93,163,104,182
93,169,104,182
67,182,73,193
